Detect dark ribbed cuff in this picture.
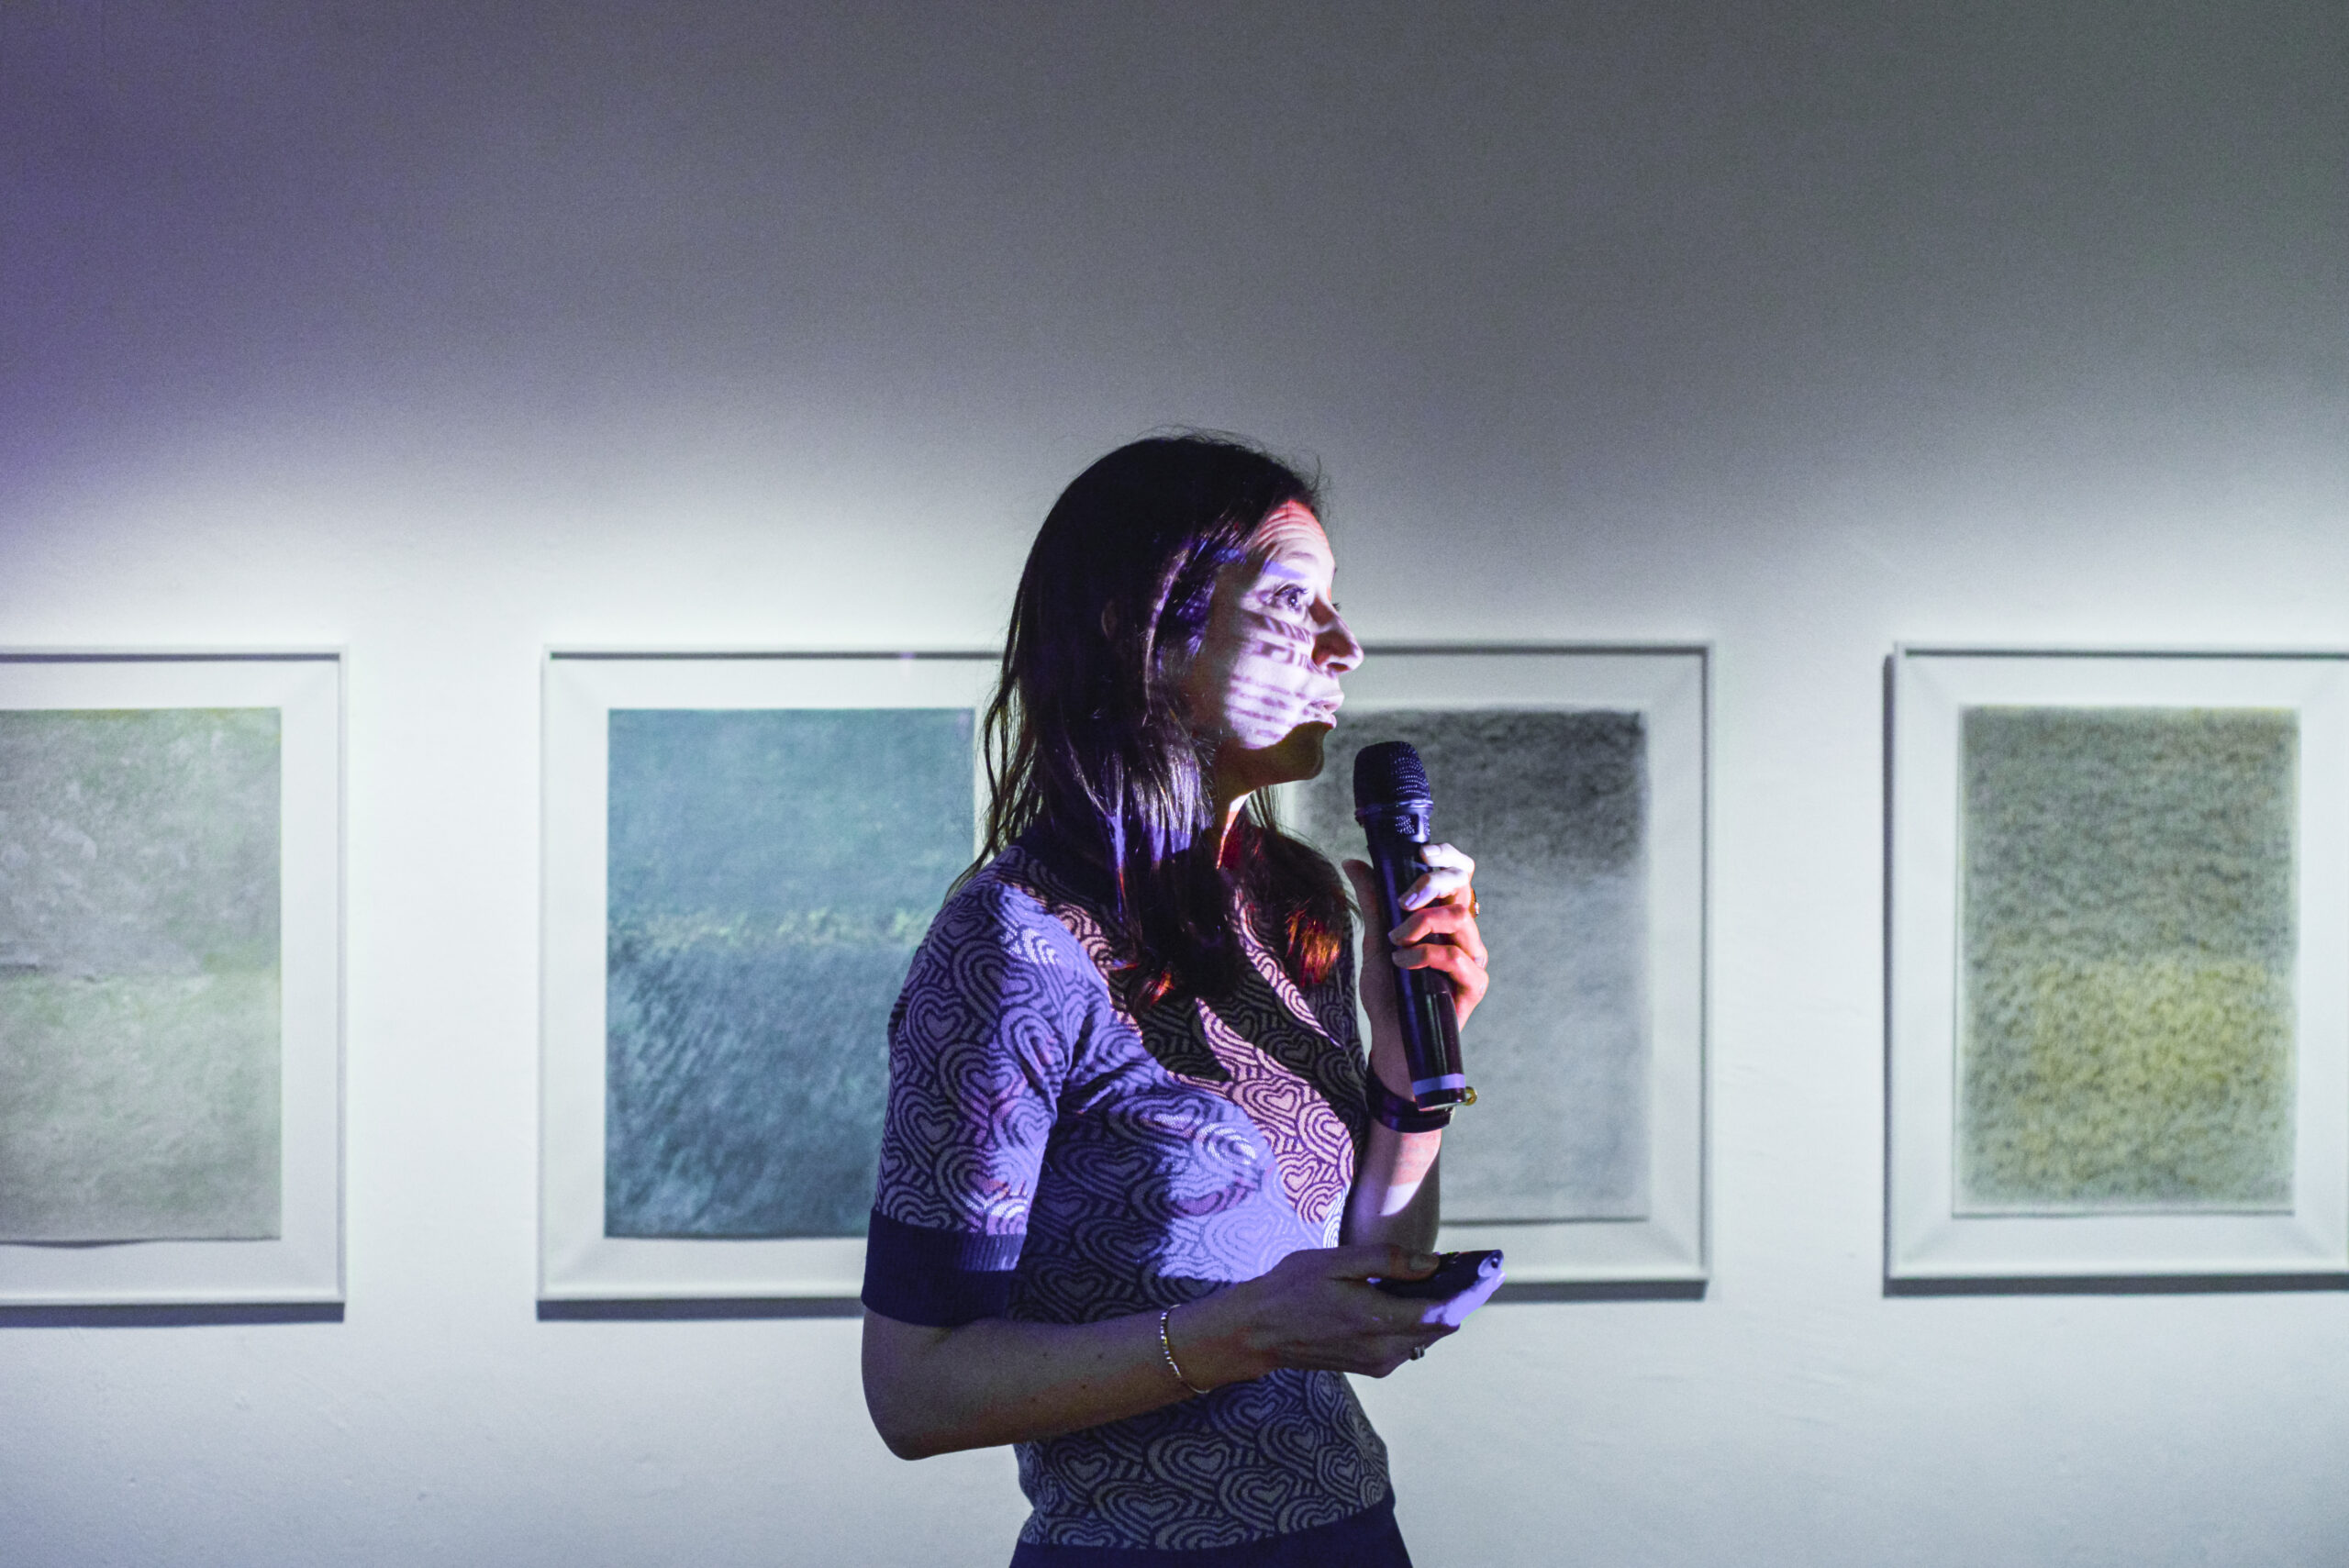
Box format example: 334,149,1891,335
861,1209,1025,1327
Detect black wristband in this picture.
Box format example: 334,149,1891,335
1371,1076,1453,1132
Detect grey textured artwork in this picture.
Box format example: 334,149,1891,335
1959,706,2297,1213
0,708,282,1241
1295,710,1649,1222
605,707,974,1238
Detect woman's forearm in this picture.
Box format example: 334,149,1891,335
1343,1119,1442,1251
863,1233,1451,1460
863,1307,1208,1460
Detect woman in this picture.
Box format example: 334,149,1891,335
861,434,1495,1564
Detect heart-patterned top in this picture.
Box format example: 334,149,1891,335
863,836,1395,1553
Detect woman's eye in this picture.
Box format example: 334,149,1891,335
1268,584,1308,612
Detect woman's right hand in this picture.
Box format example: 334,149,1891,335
1167,1243,1482,1385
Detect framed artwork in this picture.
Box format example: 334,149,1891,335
540,651,995,1300
1888,648,2349,1282
1276,645,1709,1284
0,651,343,1306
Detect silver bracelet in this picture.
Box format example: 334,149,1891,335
1157,1307,1212,1396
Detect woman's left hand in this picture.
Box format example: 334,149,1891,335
1342,841,1490,1047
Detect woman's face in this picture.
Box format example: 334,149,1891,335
1180,502,1364,797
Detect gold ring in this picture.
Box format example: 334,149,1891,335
1467,891,1480,917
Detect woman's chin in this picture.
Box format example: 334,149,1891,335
1290,721,1336,776
1250,723,1335,786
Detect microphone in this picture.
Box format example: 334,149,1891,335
1353,740,1471,1109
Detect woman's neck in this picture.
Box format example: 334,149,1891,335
1208,740,1268,864
1214,791,1251,867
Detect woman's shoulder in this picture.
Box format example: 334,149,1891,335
925,849,1048,938
893,848,1114,1054
919,843,1100,966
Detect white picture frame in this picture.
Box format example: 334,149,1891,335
1275,645,1710,1285
540,651,997,1302
0,651,344,1307
1888,647,2349,1282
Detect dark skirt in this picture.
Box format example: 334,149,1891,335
1007,1493,1412,1568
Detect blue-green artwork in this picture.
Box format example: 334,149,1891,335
0,708,282,1241
605,707,974,1238
1960,706,2297,1213
1296,711,1650,1223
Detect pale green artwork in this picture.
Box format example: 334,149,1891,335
1958,706,2296,1213
0,709,282,1240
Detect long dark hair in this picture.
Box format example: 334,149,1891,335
975,433,1351,1006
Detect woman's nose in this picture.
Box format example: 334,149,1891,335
1316,609,1364,673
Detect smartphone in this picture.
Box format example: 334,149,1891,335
1373,1248,1504,1299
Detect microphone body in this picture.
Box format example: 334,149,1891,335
1353,741,1469,1109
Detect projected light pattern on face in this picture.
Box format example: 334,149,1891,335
1182,503,1363,798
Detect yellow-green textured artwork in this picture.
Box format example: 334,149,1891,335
1959,706,2296,1212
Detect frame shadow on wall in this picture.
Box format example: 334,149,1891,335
1885,648,2349,1297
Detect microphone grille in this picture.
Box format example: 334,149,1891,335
1353,740,1432,812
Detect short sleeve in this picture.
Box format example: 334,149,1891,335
862,875,1083,1327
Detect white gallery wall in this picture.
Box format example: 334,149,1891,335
4,3,2344,1562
